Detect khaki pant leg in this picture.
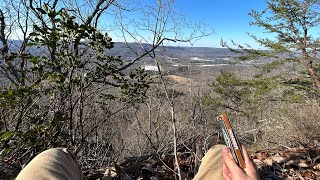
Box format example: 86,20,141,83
193,144,225,180
16,148,87,180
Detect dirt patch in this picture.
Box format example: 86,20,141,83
165,75,193,84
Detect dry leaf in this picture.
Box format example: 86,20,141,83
313,163,320,170
285,160,295,166
301,170,315,179
103,167,118,180
264,158,273,166
297,162,309,168
271,155,285,163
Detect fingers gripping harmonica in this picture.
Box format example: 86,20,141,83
217,113,246,169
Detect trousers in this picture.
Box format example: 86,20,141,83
16,145,224,180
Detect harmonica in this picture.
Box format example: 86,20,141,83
217,113,246,169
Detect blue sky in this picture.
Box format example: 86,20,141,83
175,0,268,48
10,0,269,49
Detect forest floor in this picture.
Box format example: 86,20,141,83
85,143,320,180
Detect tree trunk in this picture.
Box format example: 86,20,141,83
305,58,320,92
301,48,320,92
305,54,320,92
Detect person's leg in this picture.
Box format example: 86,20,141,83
193,144,225,180
16,148,87,180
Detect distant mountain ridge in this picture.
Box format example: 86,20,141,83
1,40,239,57
1,41,243,66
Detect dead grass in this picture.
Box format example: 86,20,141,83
164,75,193,84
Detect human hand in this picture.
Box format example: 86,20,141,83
222,145,260,180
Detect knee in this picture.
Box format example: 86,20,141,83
17,148,84,180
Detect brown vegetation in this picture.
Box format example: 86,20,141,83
1,0,320,180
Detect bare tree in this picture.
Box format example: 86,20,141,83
0,0,213,179
107,1,213,179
